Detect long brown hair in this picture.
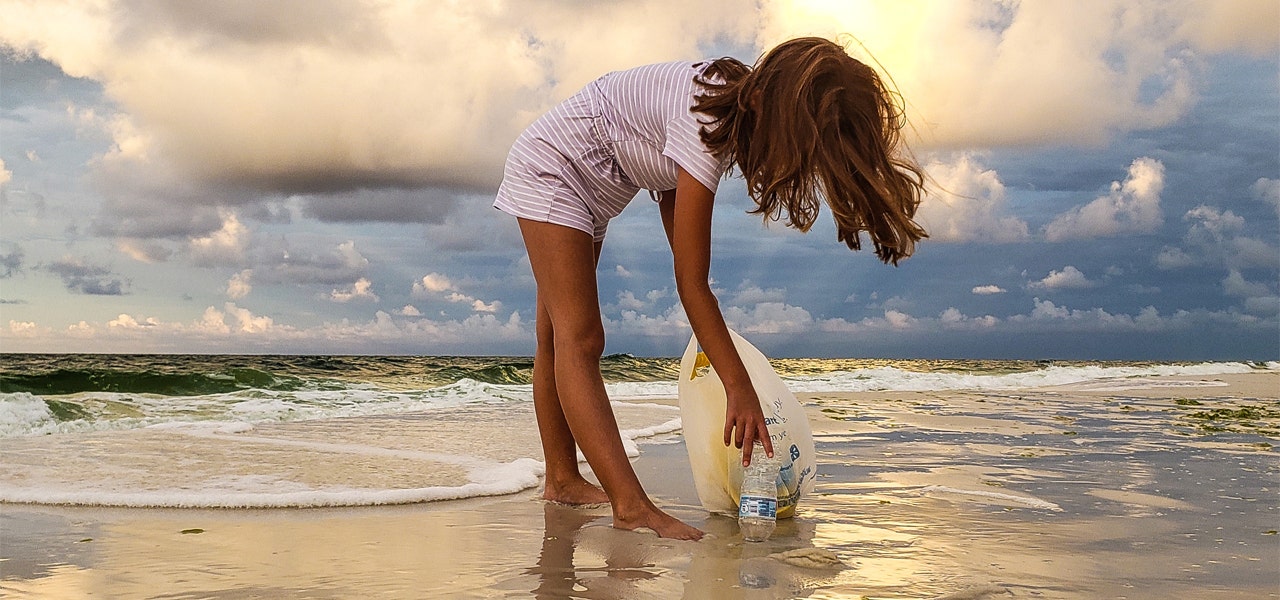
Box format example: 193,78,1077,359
694,37,927,264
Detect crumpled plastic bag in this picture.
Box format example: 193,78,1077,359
677,329,816,518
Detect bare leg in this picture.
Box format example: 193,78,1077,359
535,287,608,505
519,218,702,540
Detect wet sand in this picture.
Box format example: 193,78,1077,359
2,372,1276,599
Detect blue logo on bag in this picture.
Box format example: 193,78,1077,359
790,444,800,461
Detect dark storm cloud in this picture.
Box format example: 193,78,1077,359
301,188,458,224
43,258,129,295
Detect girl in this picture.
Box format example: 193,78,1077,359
493,37,926,540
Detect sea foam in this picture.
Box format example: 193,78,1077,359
0,399,680,508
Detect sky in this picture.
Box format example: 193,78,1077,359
0,0,1277,359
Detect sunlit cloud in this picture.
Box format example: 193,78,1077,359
917,153,1029,243
1028,266,1098,290
226,269,252,300
329,278,379,304
412,272,502,313
1043,158,1165,241
757,0,1275,148
188,210,250,267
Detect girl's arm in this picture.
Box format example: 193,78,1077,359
658,168,775,466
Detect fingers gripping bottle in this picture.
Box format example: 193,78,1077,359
738,442,780,542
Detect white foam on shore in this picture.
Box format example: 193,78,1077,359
0,400,683,509
918,485,1063,511
780,362,1266,394
0,459,546,508
0,393,56,437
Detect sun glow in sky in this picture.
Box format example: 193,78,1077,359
0,0,1277,358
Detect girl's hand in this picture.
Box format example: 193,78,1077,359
724,383,774,466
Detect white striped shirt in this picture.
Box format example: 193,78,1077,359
493,61,730,240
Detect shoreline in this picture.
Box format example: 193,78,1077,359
2,371,1276,598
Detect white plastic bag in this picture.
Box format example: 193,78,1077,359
678,329,816,518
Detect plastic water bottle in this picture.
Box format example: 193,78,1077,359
738,442,779,542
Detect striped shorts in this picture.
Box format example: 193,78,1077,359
493,83,641,242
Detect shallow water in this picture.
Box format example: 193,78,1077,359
2,375,1275,599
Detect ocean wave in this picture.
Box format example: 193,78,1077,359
603,361,1270,398
2,359,1270,438
0,378,535,438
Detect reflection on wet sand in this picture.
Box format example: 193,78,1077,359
523,500,846,599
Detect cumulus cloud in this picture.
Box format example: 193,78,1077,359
1221,270,1279,316
1252,177,1280,215
211,303,274,334
44,257,129,295
1183,205,1245,242
108,313,159,328
116,238,175,263
67,321,95,337
188,210,251,267
1222,270,1272,298
3,303,536,352
883,309,915,329
399,305,421,316
971,285,1006,295
728,283,788,305
0,244,24,278
613,289,671,312
413,273,455,295
757,1,1276,148
1018,298,1156,329
615,265,633,278
917,154,1029,243
1157,205,1279,270
8,320,41,336
1029,266,1097,290
0,0,752,205
0,158,10,186
939,307,999,328
329,278,379,303
256,240,370,285
1043,157,1165,241
226,269,252,300
5,1,1270,237
412,272,502,313
724,302,816,334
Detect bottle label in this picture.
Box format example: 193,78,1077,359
739,494,777,519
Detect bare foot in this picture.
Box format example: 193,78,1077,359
613,505,704,541
543,477,610,506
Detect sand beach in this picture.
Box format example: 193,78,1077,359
2,371,1276,599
